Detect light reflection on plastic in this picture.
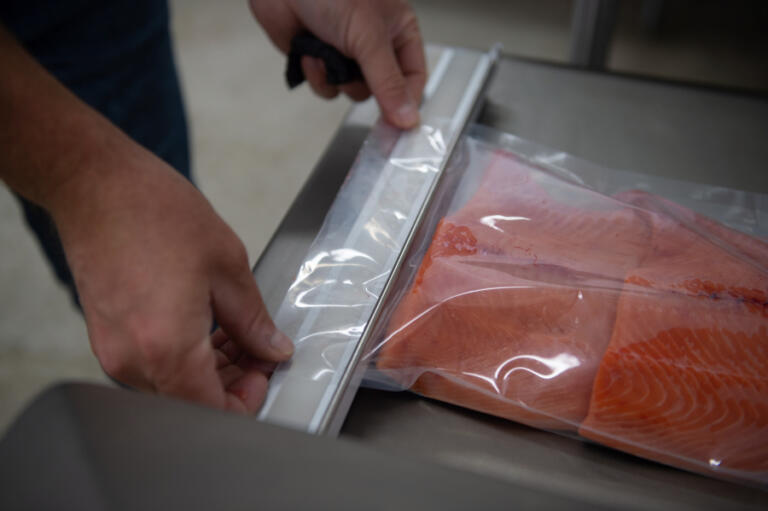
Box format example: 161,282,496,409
390,156,441,173
422,125,447,154
297,325,365,344
311,368,335,381
364,219,396,246
577,290,583,300
495,353,581,381
329,248,377,263
292,249,377,289
463,372,500,393
383,208,407,221
535,151,569,166
369,285,532,355
362,271,389,299
480,215,531,232
532,152,586,185
709,459,722,467
294,287,370,309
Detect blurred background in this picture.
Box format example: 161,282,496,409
1,0,767,433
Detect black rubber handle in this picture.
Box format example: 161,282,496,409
286,32,363,89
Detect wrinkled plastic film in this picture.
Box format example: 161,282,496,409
257,119,451,431
362,126,767,486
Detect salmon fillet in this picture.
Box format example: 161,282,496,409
615,190,768,308
377,152,768,481
452,156,652,279
378,154,651,430
580,290,768,479
580,190,768,480
615,190,768,269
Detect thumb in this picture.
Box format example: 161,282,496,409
211,263,294,362
356,42,420,129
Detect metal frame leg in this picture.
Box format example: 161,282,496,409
569,0,620,70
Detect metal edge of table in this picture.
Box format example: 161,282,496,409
494,51,768,101
0,382,610,511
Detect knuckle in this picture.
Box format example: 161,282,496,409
98,349,131,381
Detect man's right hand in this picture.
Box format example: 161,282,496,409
249,0,427,129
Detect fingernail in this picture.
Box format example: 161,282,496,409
270,331,294,357
396,100,420,128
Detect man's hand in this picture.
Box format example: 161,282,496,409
250,0,427,129
0,23,292,413
47,144,293,413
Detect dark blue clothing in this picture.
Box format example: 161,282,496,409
1,0,191,305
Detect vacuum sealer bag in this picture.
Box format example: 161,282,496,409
365,125,768,486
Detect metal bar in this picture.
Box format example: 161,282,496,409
569,0,619,70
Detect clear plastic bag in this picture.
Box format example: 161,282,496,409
264,113,767,484
362,125,768,486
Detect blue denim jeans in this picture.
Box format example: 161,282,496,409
1,0,191,306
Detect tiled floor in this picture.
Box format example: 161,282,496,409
1,0,766,434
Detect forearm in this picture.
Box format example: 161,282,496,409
0,23,146,216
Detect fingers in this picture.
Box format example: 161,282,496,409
248,0,302,53
211,261,294,364
339,81,371,102
138,327,269,415
143,330,229,410
211,329,229,348
302,56,339,99
251,0,424,117
303,56,372,103
393,17,427,107
161,344,268,415
98,312,271,414
355,33,420,129
215,336,270,413
225,370,268,413
235,352,279,376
